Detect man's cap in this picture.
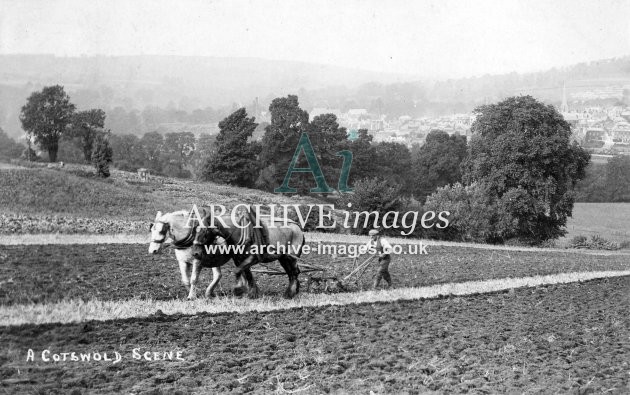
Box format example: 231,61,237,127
368,229,380,236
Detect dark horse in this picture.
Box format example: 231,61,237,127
191,212,305,299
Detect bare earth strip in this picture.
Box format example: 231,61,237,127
1,270,628,326
1,232,629,255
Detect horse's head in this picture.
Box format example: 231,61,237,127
191,214,220,259
149,211,170,254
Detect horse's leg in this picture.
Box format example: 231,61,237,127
232,258,248,297
205,267,222,298
234,255,258,275
187,259,202,300
279,255,300,298
278,259,292,298
178,259,190,289
233,256,257,296
242,268,260,299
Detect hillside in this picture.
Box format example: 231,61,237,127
0,54,410,108
0,162,326,234
2,55,629,138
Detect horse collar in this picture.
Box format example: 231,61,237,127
172,226,197,250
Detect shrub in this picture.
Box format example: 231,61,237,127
423,181,565,245
423,182,498,243
91,134,113,178
567,234,619,250
337,177,405,236
570,235,588,245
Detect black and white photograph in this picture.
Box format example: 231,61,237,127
1,0,629,393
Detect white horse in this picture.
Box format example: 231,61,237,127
148,210,230,300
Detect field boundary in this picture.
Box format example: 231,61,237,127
2,270,628,326
1,232,629,255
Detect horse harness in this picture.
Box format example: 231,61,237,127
151,221,198,250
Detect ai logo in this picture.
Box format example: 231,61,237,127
274,133,353,193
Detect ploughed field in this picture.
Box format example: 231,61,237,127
1,276,629,394
1,243,630,305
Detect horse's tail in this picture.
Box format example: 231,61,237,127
296,233,306,258
285,223,306,259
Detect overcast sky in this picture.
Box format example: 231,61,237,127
1,0,629,79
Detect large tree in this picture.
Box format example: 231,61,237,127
461,96,590,242
68,109,106,162
374,141,414,196
20,85,76,162
306,113,350,192
346,129,377,187
411,130,467,200
201,108,259,187
258,95,309,191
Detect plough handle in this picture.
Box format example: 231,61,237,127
343,255,376,281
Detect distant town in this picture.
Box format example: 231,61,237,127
241,82,630,157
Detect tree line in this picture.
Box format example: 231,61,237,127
199,94,468,200
7,86,472,198
8,85,615,244
201,95,597,245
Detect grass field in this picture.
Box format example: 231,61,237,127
0,168,169,218
0,164,325,234
562,202,630,244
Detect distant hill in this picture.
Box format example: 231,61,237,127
0,54,412,106
305,57,630,117
0,54,415,138
1,54,629,138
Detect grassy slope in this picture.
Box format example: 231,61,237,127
0,164,325,233
0,168,170,219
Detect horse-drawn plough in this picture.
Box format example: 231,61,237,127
251,254,377,293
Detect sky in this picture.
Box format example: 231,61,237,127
1,0,629,79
